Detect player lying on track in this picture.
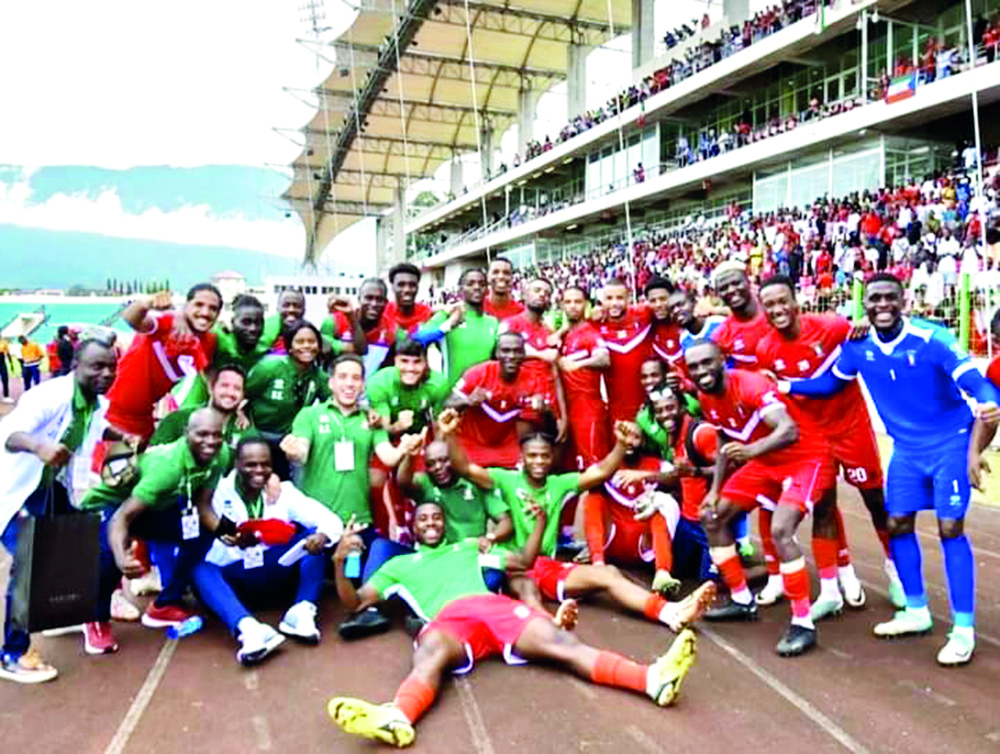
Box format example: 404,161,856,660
327,499,699,748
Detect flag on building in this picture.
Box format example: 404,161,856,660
885,73,916,104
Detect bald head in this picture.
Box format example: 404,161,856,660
424,440,453,485
185,408,225,465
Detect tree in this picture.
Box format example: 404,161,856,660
126,282,133,295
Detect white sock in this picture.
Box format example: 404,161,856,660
819,577,841,601
838,564,861,588
237,617,259,638
951,625,975,640
764,574,784,593
906,605,932,620
792,614,816,630
658,603,677,626
731,587,753,605
884,559,900,581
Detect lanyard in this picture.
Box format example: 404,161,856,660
246,492,265,520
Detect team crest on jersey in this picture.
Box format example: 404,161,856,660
709,409,719,419
906,351,917,366
798,360,810,373
318,416,332,434
812,342,824,357
463,485,475,501
734,338,745,351
774,359,786,371
865,351,875,361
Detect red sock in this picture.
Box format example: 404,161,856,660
584,493,609,566
812,537,839,581
134,540,151,571
759,509,779,575
591,651,648,693
876,528,891,558
393,676,436,724
780,560,811,620
834,507,852,567
643,593,667,622
650,514,673,572
717,555,748,595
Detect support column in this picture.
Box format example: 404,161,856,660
631,0,655,70
722,0,749,27
480,125,494,177
375,216,390,274
392,183,406,267
449,156,464,196
517,85,535,154
567,43,589,120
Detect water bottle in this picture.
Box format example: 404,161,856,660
344,550,362,579
166,616,204,640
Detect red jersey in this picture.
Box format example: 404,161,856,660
385,302,433,336
650,320,682,367
712,308,770,369
327,312,396,376
503,313,557,405
697,369,821,466
559,321,605,404
106,312,217,437
671,415,717,522
601,455,665,509
987,356,1000,387
597,307,653,422
484,295,524,321
756,313,872,438
455,361,531,468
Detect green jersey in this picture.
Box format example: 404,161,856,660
416,474,506,543
291,401,389,523
636,405,672,459
367,539,507,619
487,468,581,558
80,437,228,512
420,308,499,389
365,367,450,435
245,355,330,435
149,406,251,469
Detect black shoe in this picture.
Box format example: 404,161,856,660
337,607,391,641
776,624,817,657
403,614,427,639
704,599,758,622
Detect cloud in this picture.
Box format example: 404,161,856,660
0,167,304,257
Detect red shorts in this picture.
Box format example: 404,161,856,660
829,425,884,490
604,514,656,566
527,555,578,601
722,456,835,514
567,404,611,469
422,594,547,671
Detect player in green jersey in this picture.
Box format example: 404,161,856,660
327,499,700,748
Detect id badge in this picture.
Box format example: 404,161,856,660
181,508,200,540
334,441,355,472
243,545,265,569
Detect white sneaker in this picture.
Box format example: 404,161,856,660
873,608,933,638
937,630,975,666
755,577,785,606
279,601,320,644
884,562,906,609
111,588,141,622
237,620,285,666
809,594,845,622
838,569,866,609
41,625,84,638
129,567,162,596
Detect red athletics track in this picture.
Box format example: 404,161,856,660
2,480,1000,754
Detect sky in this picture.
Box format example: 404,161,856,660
0,0,734,279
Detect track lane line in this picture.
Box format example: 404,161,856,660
700,627,872,754
103,638,177,754
455,676,496,754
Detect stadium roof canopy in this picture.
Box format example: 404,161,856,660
284,0,630,261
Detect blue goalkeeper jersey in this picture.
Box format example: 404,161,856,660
830,318,997,451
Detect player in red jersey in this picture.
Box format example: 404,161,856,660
448,332,543,468
757,275,904,615
686,340,835,657
484,257,525,321
597,278,654,423
501,278,567,441
385,263,433,337
557,286,611,469
711,262,770,370
584,421,680,594
324,279,396,377
647,277,683,372
105,285,221,440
